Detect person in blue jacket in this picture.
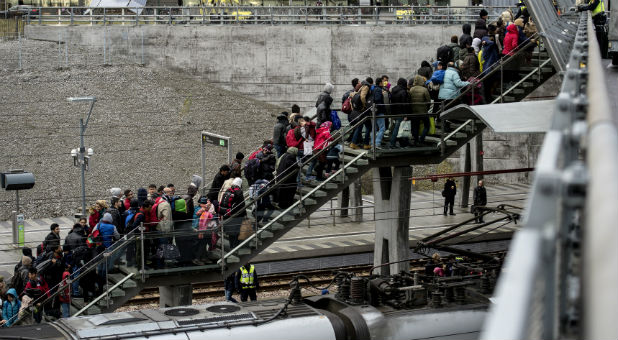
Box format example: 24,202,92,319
2,288,21,327
438,63,470,102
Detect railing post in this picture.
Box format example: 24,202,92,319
220,221,226,274
538,43,541,83
168,7,172,25
70,7,74,25
372,104,377,160
139,222,145,282
103,8,106,25
38,7,41,24
500,62,504,103
17,28,22,70
341,126,346,184
440,101,445,156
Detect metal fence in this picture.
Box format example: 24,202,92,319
21,5,512,26
0,17,24,39
481,11,618,340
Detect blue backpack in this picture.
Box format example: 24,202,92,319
330,110,341,130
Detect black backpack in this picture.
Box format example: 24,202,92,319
437,45,454,63
219,187,239,218
365,86,375,110
244,159,262,184
351,92,363,111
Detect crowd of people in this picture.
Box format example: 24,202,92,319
0,6,538,326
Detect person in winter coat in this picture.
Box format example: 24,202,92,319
2,288,21,327
273,113,289,157
438,65,470,101
107,197,123,231
220,178,245,250
473,180,487,223
472,37,482,55
461,47,481,79
459,23,473,59
207,165,231,204
417,61,433,81
64,223,86,253
448,36,462,63
313,121,332,181
286,118,305,149
409,75,432,146
275,147,299,209
58,267,71,318
389,78,411,148
473,9,489,39
481,36,500,75
443,177,457,216
98,213,120,249
44,223,61,253
316,83,334,126
502,23,519,56
88,200,108,231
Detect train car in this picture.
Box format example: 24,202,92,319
1,269,496,340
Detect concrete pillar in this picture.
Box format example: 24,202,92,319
475,134,484,183
372,166,412,276
461,142,471,208
159,284,192,308
337,187,349,218
350,180,363,222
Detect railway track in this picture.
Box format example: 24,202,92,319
127,251,506,306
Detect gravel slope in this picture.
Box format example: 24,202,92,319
0,39,282,220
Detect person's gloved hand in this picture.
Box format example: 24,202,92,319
577,5,586,12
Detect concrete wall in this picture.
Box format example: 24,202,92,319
25,24,557,185
26,24,461,109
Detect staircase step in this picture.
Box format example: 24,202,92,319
300,187,327,197
425,136,457,146
342,154,369,166
294,196,317,205
344,167,359,174
226,255,240,263
238,247,251,255
521,81,536,88
107,273,137,288
512,88,525,95
454,132,468,139
271,209,297,222
502,96,516,102
269,222,285,231
71,298,101,315
260,230,274,239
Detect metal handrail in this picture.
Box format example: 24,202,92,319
24,5,514,26
438,32,543,115
437,118,473,148
73,272,135,317
221,150,369,263
489,58,553,104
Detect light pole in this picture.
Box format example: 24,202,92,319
68,96,96,218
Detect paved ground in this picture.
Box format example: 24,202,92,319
0,183,529,279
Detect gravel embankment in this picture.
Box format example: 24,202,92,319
0,38,282,220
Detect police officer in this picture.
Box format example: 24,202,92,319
515,0,530,24
236,262,259,302
578,0,608,58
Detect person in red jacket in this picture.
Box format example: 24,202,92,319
502,23,519,56
59,266,71,318
313,121,333,181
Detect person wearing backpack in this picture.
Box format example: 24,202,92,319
275,147,300,210
107,197,123,232
389,78,411,148
350,79,374,150
273,113,289,158
257,144,276,180
370,78,388,149
206,165,231,205
219,178,245,250
250,175,276,224
448,36,462,63
316,83,334,126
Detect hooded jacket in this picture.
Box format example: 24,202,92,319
473,18,488,39
98,213,120,249
273,114,289,146
459,23,472,50
461,49,481,79
314,122,332,151
390,78,411,116
417,61,433,81
207,171,230,202
502,23,519,56
58,271,71,304
64,226,86,252
2,288,21,327
481,36,500,75
438,67,470,100
409,76,431,115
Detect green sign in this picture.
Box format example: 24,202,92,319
219,139,225,146
16,214,24,247
202,133,228,148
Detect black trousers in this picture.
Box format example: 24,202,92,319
473,205,485,223
240,288,257,302
444,196,454,214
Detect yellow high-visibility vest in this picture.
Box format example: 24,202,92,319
590,0,605,17
239,265,255,289
519,0,526,10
